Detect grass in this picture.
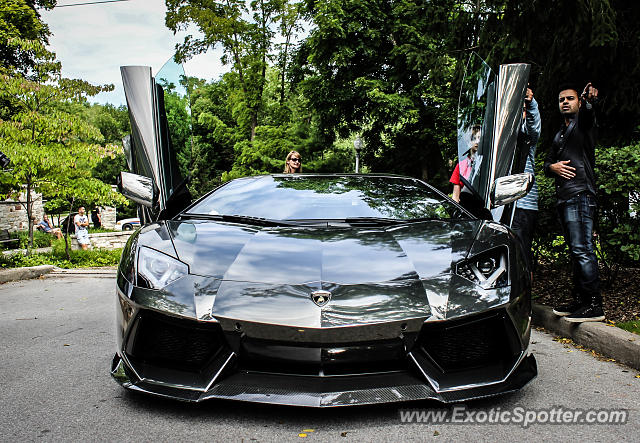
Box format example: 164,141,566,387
88,227,116,234
615,320,640,336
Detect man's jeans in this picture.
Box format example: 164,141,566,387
512,208,537,272
557,192,601,306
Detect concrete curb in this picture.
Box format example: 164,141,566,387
0,265,55,283
0,265,117,283
49,267,117,278
532,303,640,371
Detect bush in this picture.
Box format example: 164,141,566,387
595,142,640,266
5,230,54,250
0,239,122,269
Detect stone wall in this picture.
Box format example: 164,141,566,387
0,191,44,232
100,206,116,229
70,231,132,250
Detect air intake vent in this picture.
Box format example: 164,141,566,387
416,311,520,374
127,311,225,372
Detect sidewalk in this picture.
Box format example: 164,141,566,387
0,265,55,283
0,265,116,283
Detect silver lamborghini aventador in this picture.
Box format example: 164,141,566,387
111,55,537,407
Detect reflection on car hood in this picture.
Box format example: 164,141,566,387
167,219,478,283
134,218,511,326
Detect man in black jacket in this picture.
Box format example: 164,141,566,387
544,82,603,322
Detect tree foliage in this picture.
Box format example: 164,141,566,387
166,0,305,140
0,39,125,248
0,0,55,76
293,0,470,185
474,0,640,147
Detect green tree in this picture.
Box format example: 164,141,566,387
159,80,192,179
182,68,353,191
474,0,640,147
83,102,130,144
166,0,305,141
594,142,640,268
0,0,55,76
188,75,240,196
294,0,461,185
0,39,125,249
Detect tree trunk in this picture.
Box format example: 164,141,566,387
26,180,33,253
64,197,74,261
250,112,258,141
280,32,291,104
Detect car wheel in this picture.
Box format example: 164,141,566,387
123,224,133,231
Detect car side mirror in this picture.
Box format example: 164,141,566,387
491,173,534,207
118,171,157,208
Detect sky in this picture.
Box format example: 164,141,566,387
41,0,227,106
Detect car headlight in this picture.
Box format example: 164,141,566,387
137,246,189,289
455,246,508,289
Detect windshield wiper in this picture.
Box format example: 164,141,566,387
405,216,444,223
343,216,445,226
179,213,297,227
342,217,403,226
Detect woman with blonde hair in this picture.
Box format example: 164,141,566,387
284,151,302,173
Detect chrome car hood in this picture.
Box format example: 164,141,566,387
127,219,513,328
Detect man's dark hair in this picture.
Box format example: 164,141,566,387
558,82,581,96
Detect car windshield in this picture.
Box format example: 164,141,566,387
186,175,465,221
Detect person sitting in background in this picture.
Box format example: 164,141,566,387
38,214,63,240
284,151,302,173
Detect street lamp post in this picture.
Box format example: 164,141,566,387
353,136,362,173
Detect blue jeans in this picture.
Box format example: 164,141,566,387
557,193,601,305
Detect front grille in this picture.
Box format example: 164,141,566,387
238,338,407,376
126,311,226,372
415,311,520,374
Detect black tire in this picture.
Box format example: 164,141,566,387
123,224,133,231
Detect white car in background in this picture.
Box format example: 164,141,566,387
114,218,140,231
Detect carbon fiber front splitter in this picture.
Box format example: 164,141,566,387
111,353,536,407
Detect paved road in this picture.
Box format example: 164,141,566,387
1,276,639,441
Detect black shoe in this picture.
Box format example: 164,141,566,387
563,305,605,323
553,300,583,317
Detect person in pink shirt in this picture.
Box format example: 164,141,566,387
450,125,480,202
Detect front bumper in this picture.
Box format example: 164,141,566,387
112,304,536,407
112,352,536,407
